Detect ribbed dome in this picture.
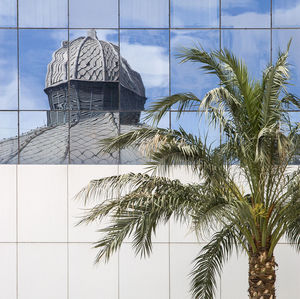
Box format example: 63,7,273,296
45,30,145,97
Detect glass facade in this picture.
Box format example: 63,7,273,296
0,0,299,164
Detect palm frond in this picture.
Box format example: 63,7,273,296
190,225,241,299
144,92,201,125
285,216,300,252
76,173,229,262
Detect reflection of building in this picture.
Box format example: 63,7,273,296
0,30,146,164
45,29,146,126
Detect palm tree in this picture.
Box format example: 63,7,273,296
76,42,300,299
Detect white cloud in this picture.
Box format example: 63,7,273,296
0,111,17,139
273,3,300,26
222,11,269,27
50,30,68,43
171,0,219,27
121,43,169,89
221,0,253,9
19,0,67,27
0,0,16,25
70,0,118,28
20,76,49,110
172,0,219,10
120,0,168,27
222,2,300,27
0,31,18,111
0,70,18,109
69,29,118,44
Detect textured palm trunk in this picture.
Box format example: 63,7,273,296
248,251,276,299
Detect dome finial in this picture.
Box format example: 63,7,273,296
87,29,97,39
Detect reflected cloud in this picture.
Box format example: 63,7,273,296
121,43,168,88
121,30,169,104
171,112,220,147
222,0,270,27
0,72,17,109
121,0,169,28
222,30,270,79
0,0,16,26
222,1,300,28
70,0,118,28
273,1,300,27
222,12,269,28
171,30,219,100
19,0,68,27
19,29,68,110
0,30,17,109
171,0,219,28
0,112,17,139
273,30,300,97
221,0,254,8
69,29,118,44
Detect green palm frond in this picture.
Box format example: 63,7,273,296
190,225,241,299
76,173,230,262
144,92,201,125
285,216,300,252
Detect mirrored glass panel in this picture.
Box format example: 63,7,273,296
69,30,119,111
70,0,118,28
0,0,16,27
171,30,219,108
120,111,170,164
19,0,68,28
120,30,169,110
288,111,300,124
19,111,67,164
0,29,17,109
287,111,300,164
273,30,300,98
171,0,219,28
273,0,300,27
19,29,68,110
222,0,270,28
19,111,69,164
121,0,169,28
70,112,119,164
0,111,18,164
171,112,220,147
222,30,270,80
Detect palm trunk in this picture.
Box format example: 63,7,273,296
248,250,276,298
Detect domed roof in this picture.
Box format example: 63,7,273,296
0,112,146,164
45,30,145,97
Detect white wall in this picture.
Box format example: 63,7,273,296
1,165,299,299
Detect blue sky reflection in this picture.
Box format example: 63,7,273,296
121,0,169,28
171,112,220,148
171,0,219,28
273,30,300,103
19,29,68,110
0,111,17,139
0,0,16,27
19,0,68,28
222,0,270,28
0,30,17,109
171,30,219,106
222,30,270,80
70,0,118,28
120,30,169,108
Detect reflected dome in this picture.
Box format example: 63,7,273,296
44,29,146,126
45,29,145,97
